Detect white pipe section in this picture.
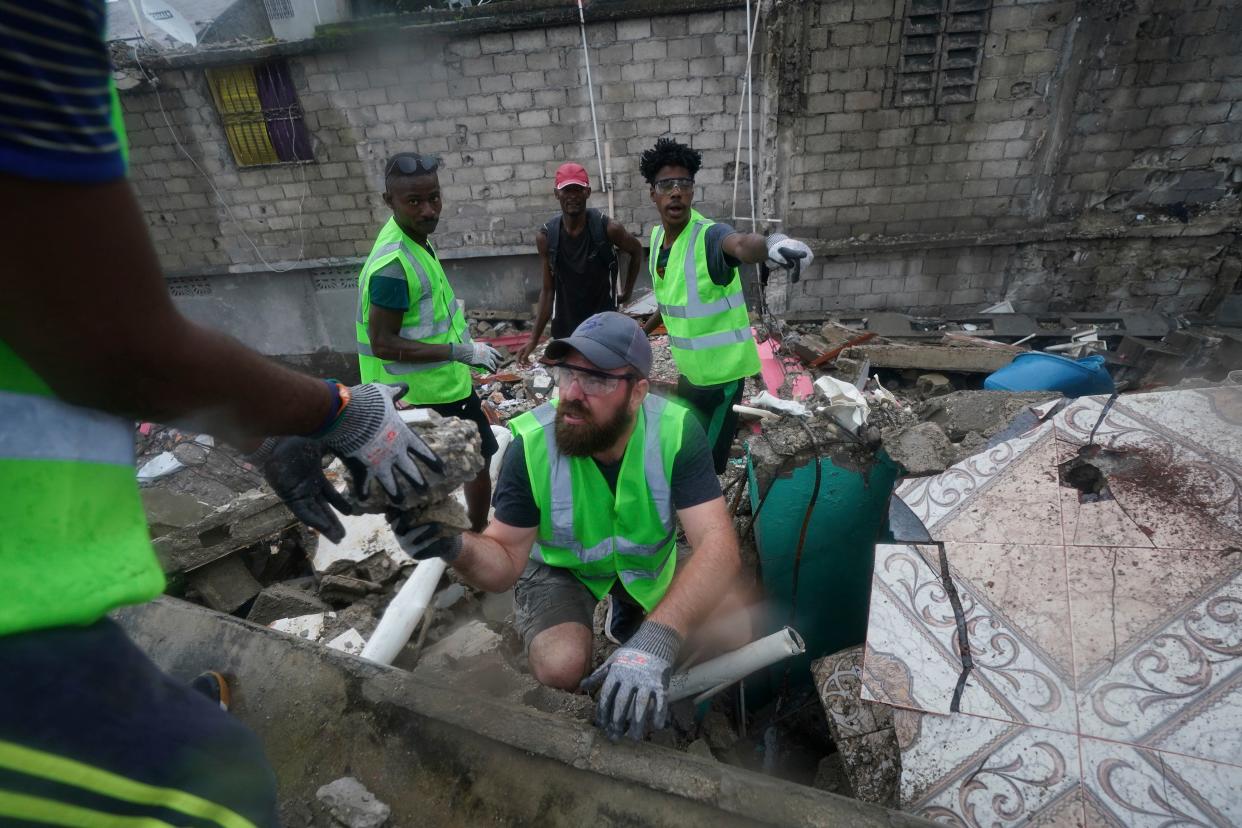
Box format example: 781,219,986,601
360,557,447,665
669,627,805,702
731,3,762,220
577,0,607,193
733,403,780,421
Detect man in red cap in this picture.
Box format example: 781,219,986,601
516,162,644,364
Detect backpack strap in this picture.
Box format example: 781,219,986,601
543,214,562,277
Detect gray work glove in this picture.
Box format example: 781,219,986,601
451,342,502,373
322,383,444,502
386,513,463,562
249,436,352,543
580,620,682,742
765,233,814,271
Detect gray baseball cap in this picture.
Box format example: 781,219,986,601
543,312,652,378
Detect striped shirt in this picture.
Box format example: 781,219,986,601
0,0,125,182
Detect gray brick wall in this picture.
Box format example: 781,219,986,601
122,0,1240,320
122,9,754,273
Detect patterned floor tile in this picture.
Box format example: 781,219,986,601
1075,565,1242,763
901,711,1084,826
1080,737,1242,827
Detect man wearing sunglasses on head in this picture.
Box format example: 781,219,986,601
638,138,814,474
387,312,749,742
357,152,502,531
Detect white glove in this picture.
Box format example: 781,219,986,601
765,233,814,270
451,342,502,372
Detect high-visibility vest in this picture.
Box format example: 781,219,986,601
0,344,165,637
649,209,761,386
509,395,688,612
356,218,472,405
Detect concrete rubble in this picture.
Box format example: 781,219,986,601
132,307,1239,825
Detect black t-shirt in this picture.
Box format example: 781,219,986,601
545,211,617,338
492,406,722,528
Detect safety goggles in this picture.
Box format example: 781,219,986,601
551,364,639,396
653,177,694,195
385,153,441,177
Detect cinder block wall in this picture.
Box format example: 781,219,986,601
777,0,1241,316
121,0,1241,338
121,9,756,275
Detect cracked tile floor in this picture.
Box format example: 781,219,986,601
860,386,1242,827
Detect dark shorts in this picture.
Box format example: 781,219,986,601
675,375,746,475
427,390,499,459
0,619,279,827
513,560,647,649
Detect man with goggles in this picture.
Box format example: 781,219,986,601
387,313,751,743
638,138,814,474
356,151,503,531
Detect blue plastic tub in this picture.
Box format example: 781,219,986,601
985,352,1115,397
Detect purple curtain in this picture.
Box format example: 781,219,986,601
254,62,313,162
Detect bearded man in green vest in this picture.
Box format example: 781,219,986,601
389,312,752,742
357,153,503,531
639,138,814,474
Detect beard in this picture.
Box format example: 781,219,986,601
555,399,634,457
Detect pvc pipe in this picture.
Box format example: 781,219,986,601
669,627,805,702
733,403,780,421
360,557,447,665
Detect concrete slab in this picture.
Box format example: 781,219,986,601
115,598,933,828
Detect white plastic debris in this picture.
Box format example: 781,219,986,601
751,391,809,417
621,290,659,316
269,612,330,641
314,512,413,574
814,376,870,433
326,628,367,657
137,451,184,482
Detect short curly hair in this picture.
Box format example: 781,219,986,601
639,138,702,185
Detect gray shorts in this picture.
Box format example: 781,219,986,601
513,560,645,649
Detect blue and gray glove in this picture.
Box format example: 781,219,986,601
580,620,682,742
765,233,814,281
323,382,444,502
386,514,463,562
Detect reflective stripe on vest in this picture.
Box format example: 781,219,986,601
0,391,132,465
354,343,453,375
655,221,749,321
0,345,165,638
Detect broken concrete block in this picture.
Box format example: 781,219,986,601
319,574,383,604
315,777,390,828
141,487,213,537
154,489,299,575
186,553,262,613
419,620,503,668
313,512,412,576
846,342,1018,374
918,389,1060,442
812,753,852,796
882,422,955,475
326,628,366,657
811,647,900,807
269,612,329,641
915,372,952,397
247,583,329,626
700,710,738,755
686,739,715,760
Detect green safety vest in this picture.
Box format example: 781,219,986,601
356,218,472,405
0,344,165,637
510,395,688,612
649,209,761,386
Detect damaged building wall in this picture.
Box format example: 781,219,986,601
120,0,1241,352
774,0,1242,317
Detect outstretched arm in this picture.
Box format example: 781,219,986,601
0,175,333,449
647,496,742,637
